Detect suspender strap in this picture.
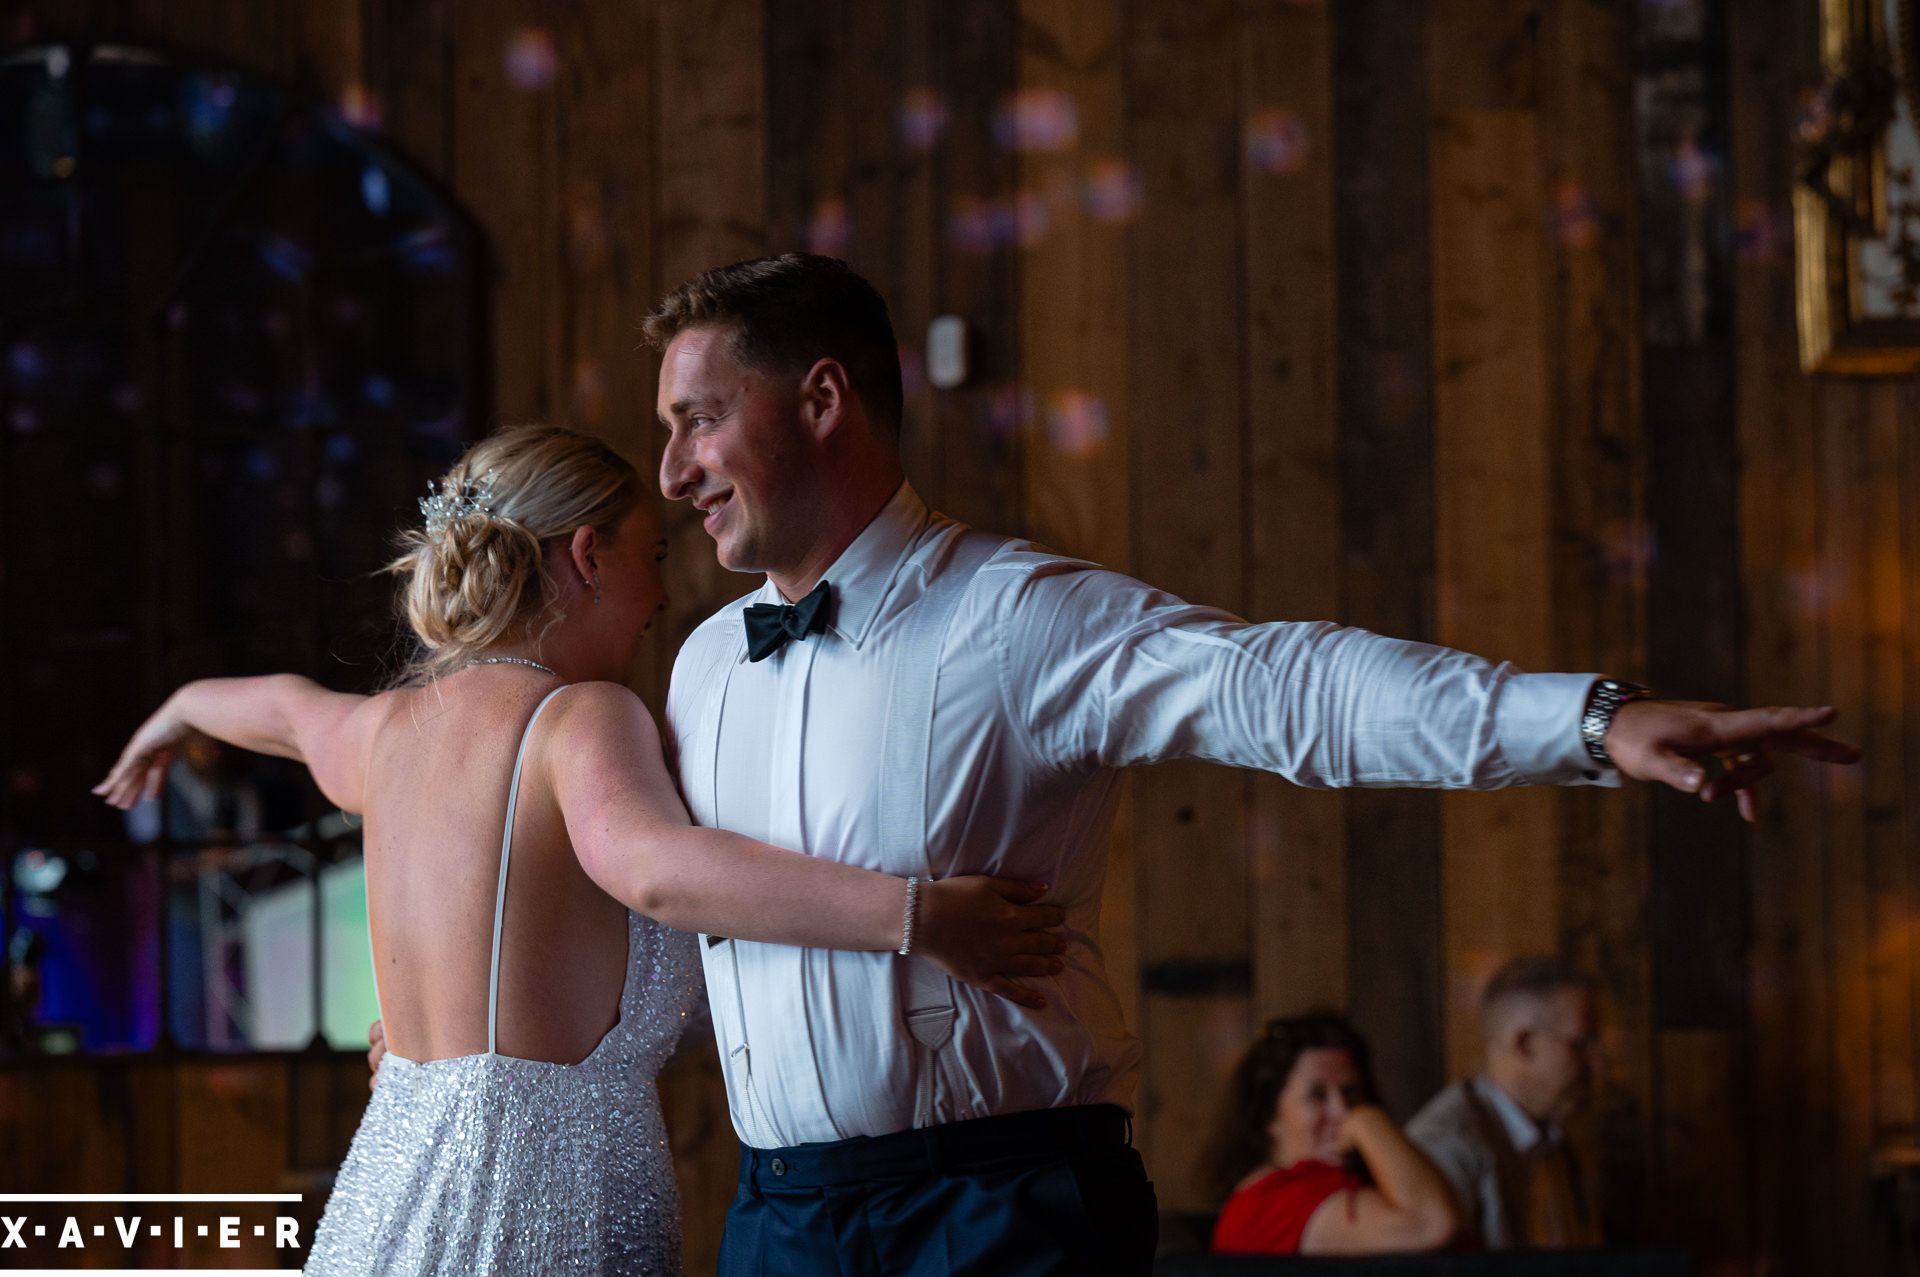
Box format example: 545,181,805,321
487,685,571,1056
878,529,1004,1068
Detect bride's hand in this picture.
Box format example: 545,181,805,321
913,877,1067,1010
92,699,189,809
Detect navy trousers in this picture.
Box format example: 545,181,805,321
715,1104,1158,1277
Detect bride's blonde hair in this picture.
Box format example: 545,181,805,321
388,425,642,683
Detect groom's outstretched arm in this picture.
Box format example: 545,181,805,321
984,554,1855,816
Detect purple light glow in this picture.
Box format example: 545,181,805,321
1246,110,1311,175
994,89,1078,153
505,29,560,92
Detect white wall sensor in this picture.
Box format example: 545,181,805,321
926,315,968,389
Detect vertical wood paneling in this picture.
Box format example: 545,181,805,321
1543,0,1653,1241
844,1,912,287
1240,0,1346,1021
124,1062,181,1193
367,0,452,179
765,0,847,256
1822,381,1875,1277
926,0,1021,529
1331,0,1444,1120
1903,385,1920,1147
1018,0,1129,568
1640,2,1746,1031
650,0,767,283
1731,0,1834,1268
656,1046,729,1274
174,1062,288,1264
5,1,111,39
1124,0,1247,1211
278,0,362,93
1637,5,1753,1265
1654,1029,1750,1266
1863,385,1913,1159
1017,0,1139,1041
151,0,285,73
551,1,654,460
0,1068,131,1192
1426,0,1560,1075
448,1,560,423
644,0,767,709
844,0,935,488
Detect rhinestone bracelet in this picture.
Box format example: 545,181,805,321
897,875,921,956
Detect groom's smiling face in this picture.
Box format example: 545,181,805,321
657,323,806,575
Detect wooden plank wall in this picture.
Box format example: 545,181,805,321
6,1,1919,1273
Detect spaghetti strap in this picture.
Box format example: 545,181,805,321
487,684,572,1056
304,679,703,1276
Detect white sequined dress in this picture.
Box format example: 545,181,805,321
304,687,706,1276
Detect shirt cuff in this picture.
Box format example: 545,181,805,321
1494,672,1620,788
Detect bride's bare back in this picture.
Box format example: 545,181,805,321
361,673,629,1065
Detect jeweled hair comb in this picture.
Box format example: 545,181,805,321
418,469,497,537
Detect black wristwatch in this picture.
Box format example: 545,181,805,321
1581,679,1654,768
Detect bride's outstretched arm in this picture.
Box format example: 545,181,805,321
94,676,375,813
551,681,1066,1008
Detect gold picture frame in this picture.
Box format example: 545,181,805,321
1796,0,1920,373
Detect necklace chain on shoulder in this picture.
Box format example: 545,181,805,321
469,656,559,677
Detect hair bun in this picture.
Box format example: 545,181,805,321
387,425,643,683
400,514,546,656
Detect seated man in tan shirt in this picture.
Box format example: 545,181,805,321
1406,957,1606,1248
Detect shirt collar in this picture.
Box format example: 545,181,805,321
1473,1076,1553,1154
749,482,929,652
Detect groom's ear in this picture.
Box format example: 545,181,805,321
797,357,852,443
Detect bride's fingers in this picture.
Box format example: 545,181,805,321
1009,930,1066,955
975,974,1045,1010
100,770,137,808
95,747,170,810
999,954,1066,979
978,876,1050,904
1009,903,1066,931
96,770,129,807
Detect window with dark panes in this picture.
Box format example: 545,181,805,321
0,42,479,1056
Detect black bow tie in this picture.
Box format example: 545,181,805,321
744,580,831,662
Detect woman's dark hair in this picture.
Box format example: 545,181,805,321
1197,1011,1381,1202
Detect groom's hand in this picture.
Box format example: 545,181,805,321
915,877,1067,1010
366,1019,386,1092
1604,700,1860,822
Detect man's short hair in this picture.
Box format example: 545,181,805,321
1480,955,1599,1021
642,253,905,437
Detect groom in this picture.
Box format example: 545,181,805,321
641,254,1855,1275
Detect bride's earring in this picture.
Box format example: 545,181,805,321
590,574,602,604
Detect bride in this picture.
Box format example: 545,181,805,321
95,425,1066,1275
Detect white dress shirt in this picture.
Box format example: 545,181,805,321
1473,1076,1550,1155
665,483,1613,1148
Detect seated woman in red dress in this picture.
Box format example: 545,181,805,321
1204,1012,1460,1255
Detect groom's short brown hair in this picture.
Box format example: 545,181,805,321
642,254,904,437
